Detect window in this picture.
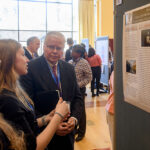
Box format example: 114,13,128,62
0,0,79,55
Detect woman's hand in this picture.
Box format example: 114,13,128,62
55,98,70,119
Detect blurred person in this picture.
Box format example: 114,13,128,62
65,37,74,62
87,47,102,97
80,43,87,59
20,32,83,150
105,71,114,149
80,43,88,97
109,48,113,78
23,36,40,60
69,44,92,141
0,39,69,150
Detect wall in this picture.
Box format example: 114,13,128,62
99,0,114,38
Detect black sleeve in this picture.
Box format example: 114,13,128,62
70,67,84,122
65,49,72,62
0,129,10,150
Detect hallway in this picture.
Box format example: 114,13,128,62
75,86,112,150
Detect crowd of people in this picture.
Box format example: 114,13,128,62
0,32,114,150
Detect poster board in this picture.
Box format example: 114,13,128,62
123,4,150,113
95,36,109,85
115,0,150,150
81,38,89,53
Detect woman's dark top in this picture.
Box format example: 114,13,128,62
0,89,37,150
0,129,10,149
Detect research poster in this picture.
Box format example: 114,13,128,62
123,4,150,113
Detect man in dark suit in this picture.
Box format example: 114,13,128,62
65,38,73,62
20,31,83,150
23,36,40,60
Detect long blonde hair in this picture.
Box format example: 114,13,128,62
0,114,26,150
0,39,33,109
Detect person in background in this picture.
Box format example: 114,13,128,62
20,31,83,150
87,47,102,97
80,43,88,96
23,36,40,60
0,114,26,150
105,71,114,150
0,39,69,150
109,48,113,78
65,37,74,62
80,43,87,59
69,44,92,142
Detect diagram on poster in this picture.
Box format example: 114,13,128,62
123,4,150,113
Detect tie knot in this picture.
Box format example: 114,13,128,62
52,65,57,72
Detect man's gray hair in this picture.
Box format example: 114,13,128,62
27,36,39,46
44,31,65,44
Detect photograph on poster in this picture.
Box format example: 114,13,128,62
126,60,136,74
141,29,150,47
125,13,132,25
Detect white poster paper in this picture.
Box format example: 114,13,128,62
116,0,122,6
123,4,150,113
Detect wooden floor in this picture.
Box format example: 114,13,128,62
75,86,112,150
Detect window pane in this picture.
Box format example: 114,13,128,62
61,32,72,51
20,42,27,47
19,31,46,41
20,0,45,1
73,32,79,44
0,0,18,30
47,3,72,31
19,1,46,30
73,0,78,31
0,31,18,41
47,0,72,3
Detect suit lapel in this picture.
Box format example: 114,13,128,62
58,60,66,98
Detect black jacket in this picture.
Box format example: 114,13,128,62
23,47,33,60
65,46,73,62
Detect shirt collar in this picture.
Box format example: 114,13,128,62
74,57,81,63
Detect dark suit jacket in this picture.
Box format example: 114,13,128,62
23,47,33,60
20,55,83,150
65,46,73,62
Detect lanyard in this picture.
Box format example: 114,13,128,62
26,99,34,111
46,62,62,97
48,64,61,86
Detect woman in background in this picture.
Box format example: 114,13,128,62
87,47,102,97
0,39,69,150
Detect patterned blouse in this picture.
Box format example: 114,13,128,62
69,58,92,88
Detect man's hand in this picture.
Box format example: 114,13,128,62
56,122,69,136
56,117,76,136
67,117,76,133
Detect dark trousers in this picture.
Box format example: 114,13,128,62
91,66,101,93
77,87,86,136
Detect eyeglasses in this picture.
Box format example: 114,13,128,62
46,45,63,51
